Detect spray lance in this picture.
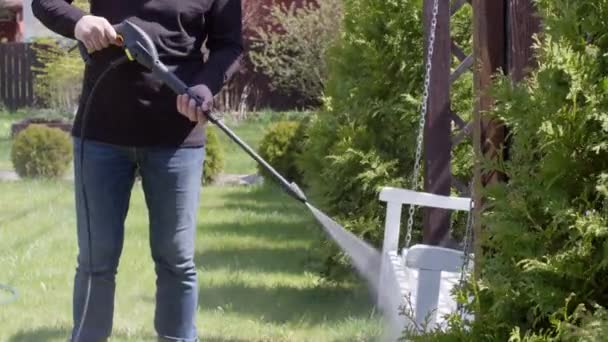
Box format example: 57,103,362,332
79,20,309,204
73,19,381,341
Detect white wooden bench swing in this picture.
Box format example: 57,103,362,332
375,0,475,339
376,188,474,341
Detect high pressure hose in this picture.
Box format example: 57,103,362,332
72,55,129,342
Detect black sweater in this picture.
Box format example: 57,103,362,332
32,0,243,147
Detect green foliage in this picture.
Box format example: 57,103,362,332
428,0,608,340
257,120,307,186
302,0,424,277
250,0,342,104
563,305,608,341
11,125,72,179
29,0,87,113
32,39,84,114
247,110,313,125
203,126,225,184
301,0,473,278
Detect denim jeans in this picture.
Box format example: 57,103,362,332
71,138,204,342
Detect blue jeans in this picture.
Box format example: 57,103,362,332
71,138,205,342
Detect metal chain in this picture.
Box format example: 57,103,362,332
405,0,440,248
460,201,474,281
457,198,475,317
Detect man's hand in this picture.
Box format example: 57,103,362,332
74,15,119,52
177,84,213,124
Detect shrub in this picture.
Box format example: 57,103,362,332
11,124,72,179
203,126,225,184
31,0,89,112
300,0,473,279
248,110,313,125
32,39,84,114
257,120,307,186
10,117,72,138
473,0,608,338
250,0,342,105
410,0,608,340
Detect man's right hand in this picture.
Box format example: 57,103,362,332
74,15,119,52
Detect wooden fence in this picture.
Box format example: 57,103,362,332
0,41,306,112
0,43,36,110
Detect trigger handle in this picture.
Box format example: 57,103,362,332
75,32,124,65
77,42,91,64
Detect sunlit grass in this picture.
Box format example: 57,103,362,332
0,181,381,341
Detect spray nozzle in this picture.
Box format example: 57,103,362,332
289,182,308,203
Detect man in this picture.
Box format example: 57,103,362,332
31,0,242,340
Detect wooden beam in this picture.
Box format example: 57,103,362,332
451,41,468,62
450,110,467,130
450,54,474,84
452,121,473,145
508,0,540,82
452,176,470,196
423,0,452,246
451,0,468,16
472,0,507,279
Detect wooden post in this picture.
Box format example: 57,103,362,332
423,0,452,245
508,0,540,82
472,0,507,278
504,0,540,161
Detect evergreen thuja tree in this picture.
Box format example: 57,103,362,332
301,0,474,279
467,0,608,340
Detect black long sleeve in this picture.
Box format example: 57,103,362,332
30,0,243,147
196,0,243,94
31,0,85,39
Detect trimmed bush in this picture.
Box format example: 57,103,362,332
257,120,306,186
11,117,72,138
203,126,225,184
11,124,72,179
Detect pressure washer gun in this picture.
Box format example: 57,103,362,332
76,20,308,204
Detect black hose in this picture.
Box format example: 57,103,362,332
72,56,129,342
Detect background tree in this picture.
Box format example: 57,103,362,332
249,0,343,106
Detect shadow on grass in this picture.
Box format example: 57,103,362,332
197,185,322,274
197,183,375,326
9,327,283,342
199,282,374,324
0,191,66,227
202,338,262,342
200,184,327,245
0,187,70,226
8,327,157,341
208,184,309,215
196,246,312,274
0,207,37,228
198,220,314,243
8,327,68,342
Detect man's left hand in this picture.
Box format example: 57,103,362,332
177,84,213,124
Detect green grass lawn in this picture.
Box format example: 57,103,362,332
0,180,381,341
216,120,268,175
0,112,271,175
217,111,311,175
